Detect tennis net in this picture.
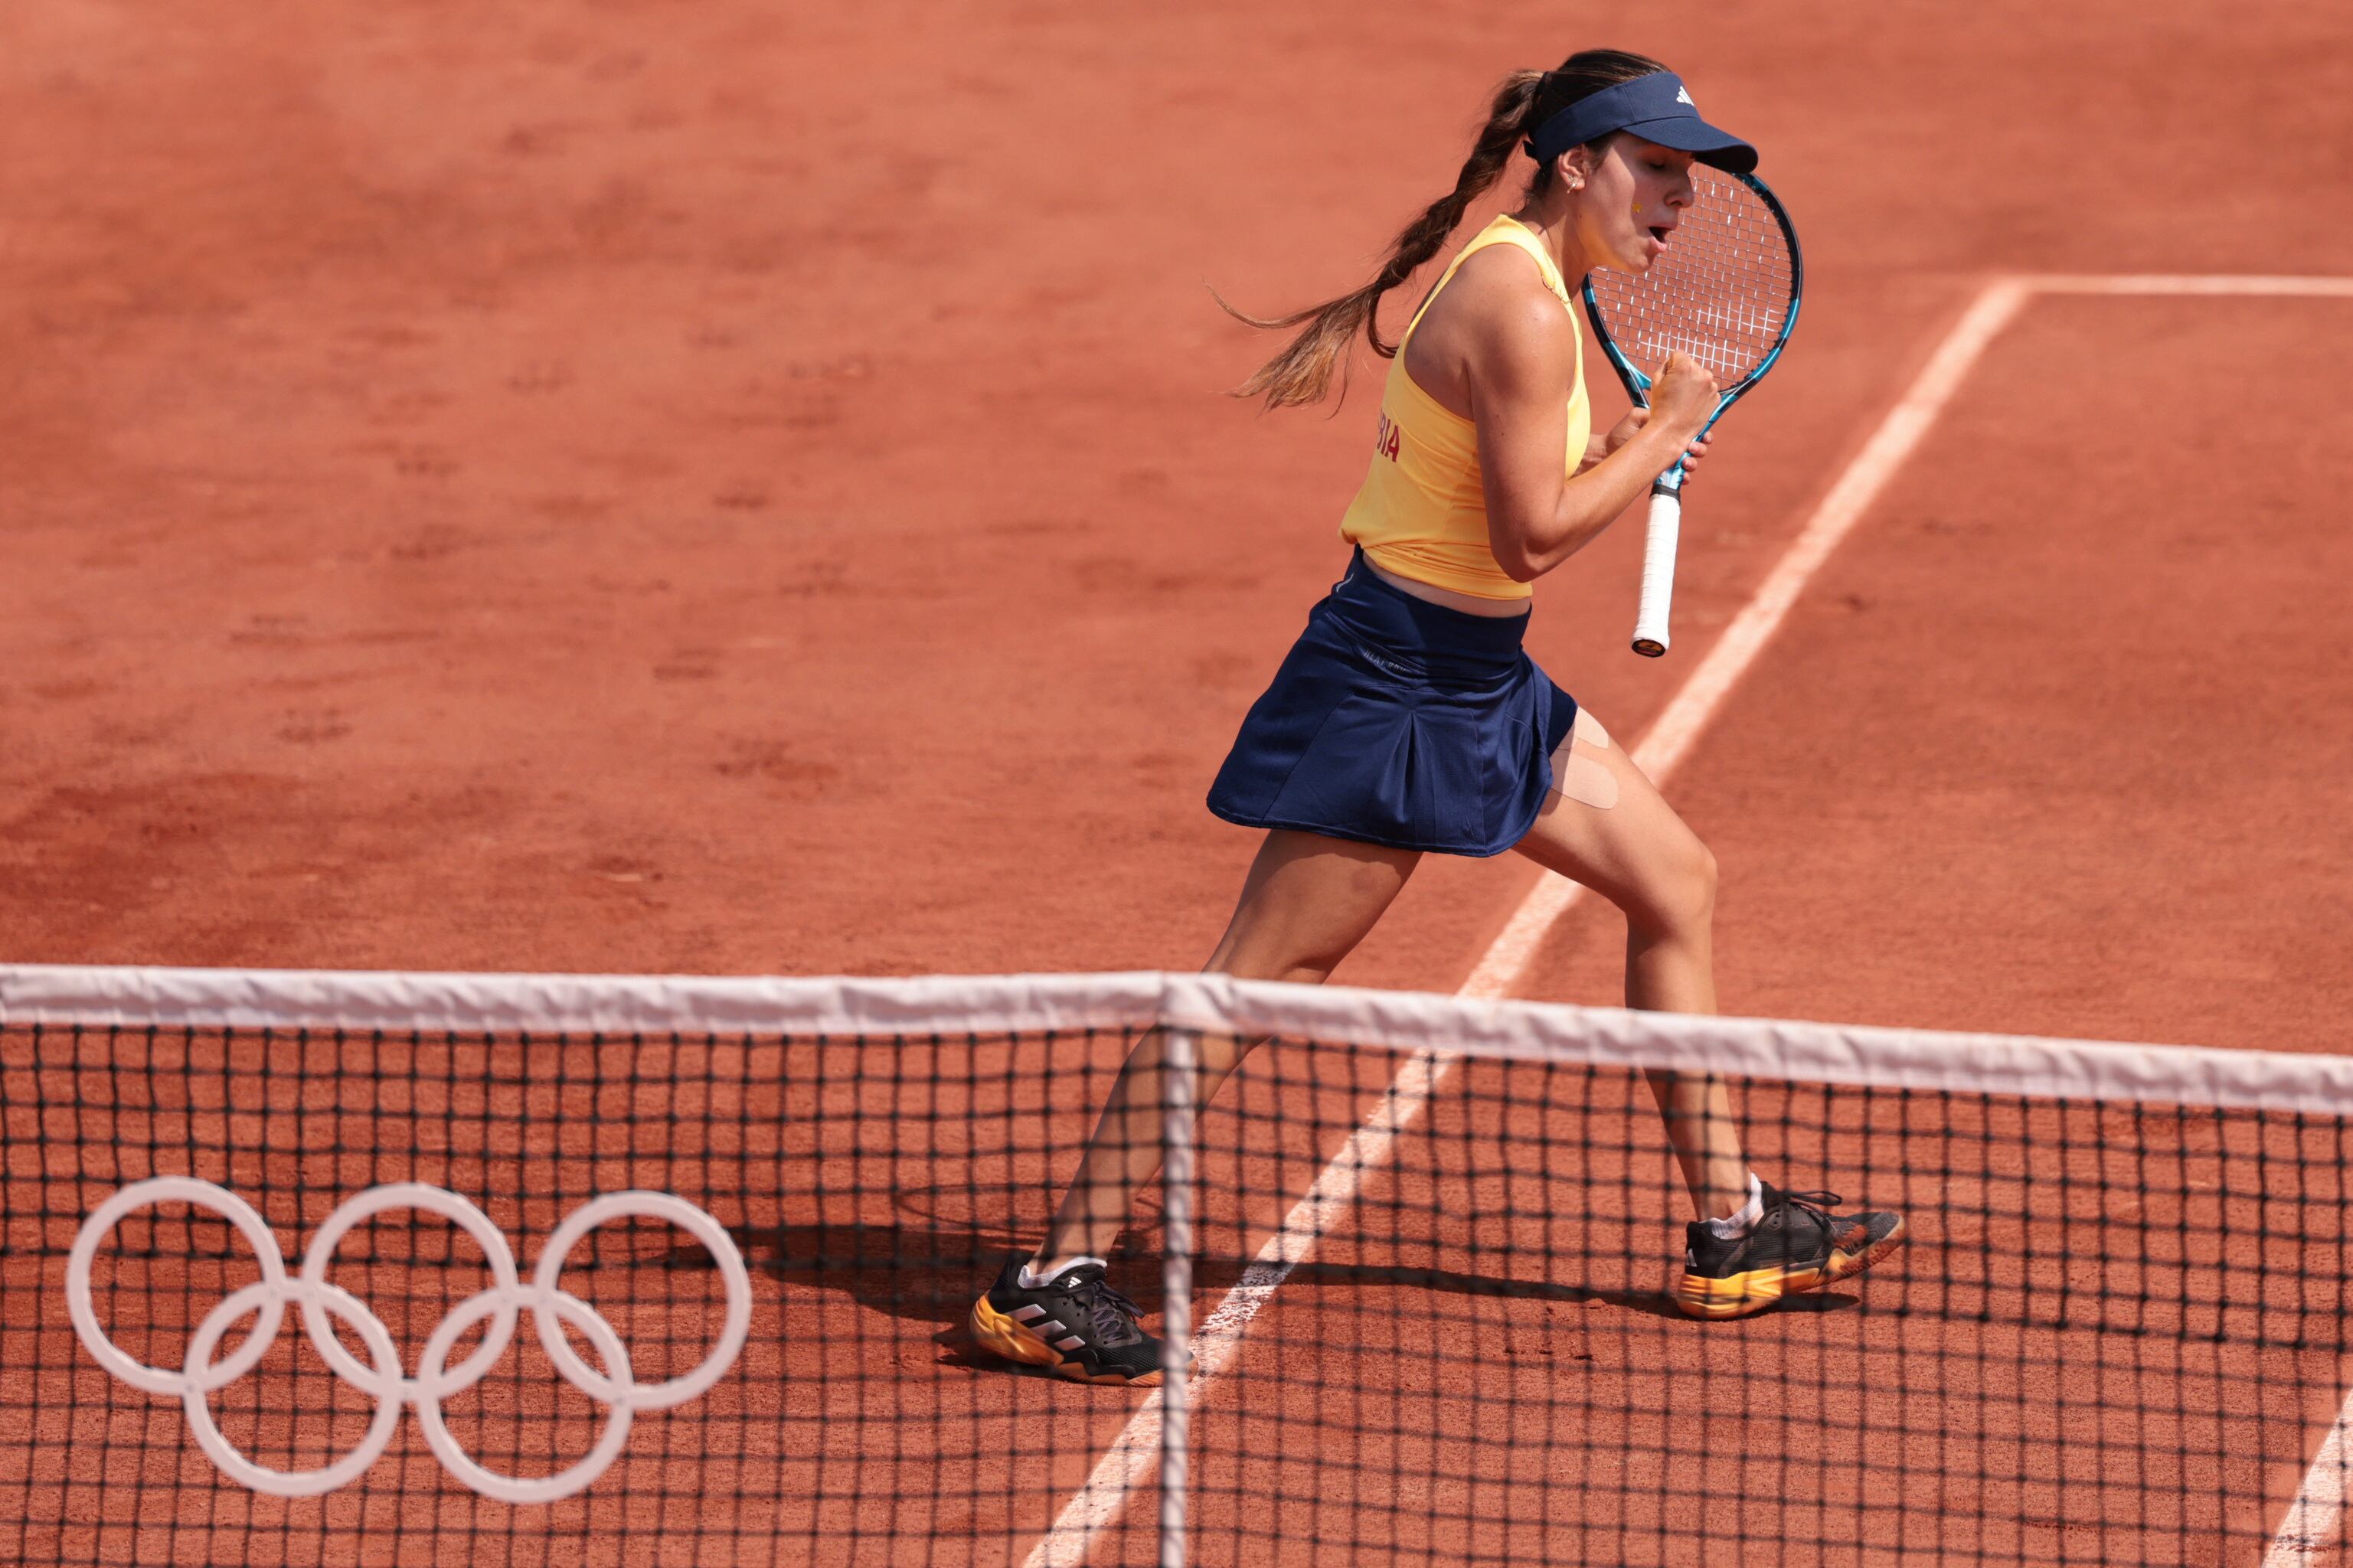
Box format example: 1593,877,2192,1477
3,965,2350,1566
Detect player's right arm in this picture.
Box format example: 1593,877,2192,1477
1474,313,1719,583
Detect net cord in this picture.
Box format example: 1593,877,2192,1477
7,964,2349,1115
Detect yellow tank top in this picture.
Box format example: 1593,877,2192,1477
1338,214,1590,601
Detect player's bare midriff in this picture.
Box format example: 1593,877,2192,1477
1365,557,1531,618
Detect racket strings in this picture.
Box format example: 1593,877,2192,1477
1587,172,1795,387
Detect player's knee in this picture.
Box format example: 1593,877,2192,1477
1266,955,1345,987
1634,838,1716,939
1694,839,1719,902
1675,840,1720,929
1204,951,1342,988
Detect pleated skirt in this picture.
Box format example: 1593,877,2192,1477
1206,550,1579,858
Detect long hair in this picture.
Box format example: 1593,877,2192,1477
1224,48,1665,410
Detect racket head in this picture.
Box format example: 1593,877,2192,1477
1579,169,1803,409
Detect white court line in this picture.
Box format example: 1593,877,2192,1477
1021,273,2353,1567
2039,264,2353,1568
2271,1421,2353,1567
2021,273,2353,298
2204,274,2353,1568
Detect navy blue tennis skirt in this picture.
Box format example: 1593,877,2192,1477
1206,550,1579,857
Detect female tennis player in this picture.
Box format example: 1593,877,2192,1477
972,50,1903,1383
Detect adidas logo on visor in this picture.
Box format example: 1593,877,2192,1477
1676,86,1695,106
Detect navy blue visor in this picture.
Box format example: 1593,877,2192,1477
1523,71,1757,175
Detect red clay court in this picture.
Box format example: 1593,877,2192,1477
3,2,2351,1564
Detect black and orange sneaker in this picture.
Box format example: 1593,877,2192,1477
1674,1184,1905,1319
969,1258,1165,1384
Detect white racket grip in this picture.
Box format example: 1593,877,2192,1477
1630,485,1682,657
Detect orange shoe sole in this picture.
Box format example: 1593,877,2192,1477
1672,1216,1907,1320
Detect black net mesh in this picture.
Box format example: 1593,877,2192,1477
4,980,2348,1566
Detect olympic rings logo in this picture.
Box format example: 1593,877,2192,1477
67,1176,752,1504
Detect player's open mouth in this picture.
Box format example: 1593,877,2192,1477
1647,224,1673,248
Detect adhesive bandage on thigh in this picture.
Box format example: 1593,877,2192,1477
1548,708,1620,811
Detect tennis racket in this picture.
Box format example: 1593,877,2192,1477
1582,169,1802,657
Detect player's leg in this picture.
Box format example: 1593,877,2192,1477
1512,710,1741,1211
1513,710,1901,1316
1041,829,1417,1264
972,829,1417,1380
